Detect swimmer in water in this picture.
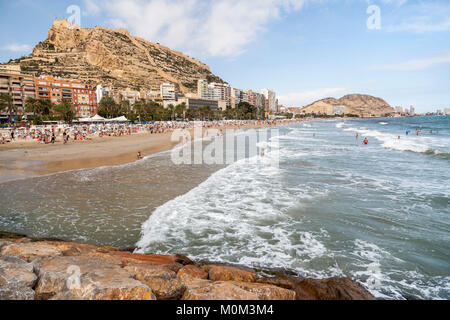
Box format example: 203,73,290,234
261,148,265,157
398,136,401,140
356,133,359,139
363,138,368,145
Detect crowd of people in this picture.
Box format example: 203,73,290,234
0,119,298,146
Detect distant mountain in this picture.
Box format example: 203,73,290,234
300,94,394,116
1,19,224,93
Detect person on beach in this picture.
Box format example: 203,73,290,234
137,152,143,160
363,138,369,145
356,132,359,139
261,148,265,157
10,130,14,141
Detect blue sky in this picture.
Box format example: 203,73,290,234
1,0,449,112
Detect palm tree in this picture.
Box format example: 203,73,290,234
0,93,17,124
54,100,75,124
25,97,40,116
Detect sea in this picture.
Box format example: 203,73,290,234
0,116,449,300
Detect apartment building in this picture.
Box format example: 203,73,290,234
35,76,97,117
261,88,277,114
161,83,176,101
0,72,37,115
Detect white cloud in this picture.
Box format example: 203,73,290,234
385,2,450,33
4,44,31,52
370,51,450,71
278,87,347,107
89,0,308,57
83,0,101,16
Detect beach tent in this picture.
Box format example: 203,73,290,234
90,115,107,122
78,117,92,123
108,116,128,122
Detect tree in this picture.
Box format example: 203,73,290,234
25,97,40,116
0,93,17,124
98,96,117,118
54,100,75,124
175,102,187,120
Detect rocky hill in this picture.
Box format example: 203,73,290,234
300,94,394,117
2,19,224,93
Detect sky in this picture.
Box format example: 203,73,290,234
0,0,449,113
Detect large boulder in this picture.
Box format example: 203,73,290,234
124,264,184,300
177,265,208,280
112,252,183,272
181,280,295,300
202,265,258,283
1,242,62,262
0,255,37,300
33,256,154,300
257,276,375,300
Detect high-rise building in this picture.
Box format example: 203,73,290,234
197,80,209,99
261,89,277,114
395,106,403,114
410,106,415,115
0,72,36,115
208,82,231,107
160,83,176,101
35,76,97,117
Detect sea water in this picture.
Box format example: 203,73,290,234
0,116,449,299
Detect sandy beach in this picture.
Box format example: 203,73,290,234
0,121,299,183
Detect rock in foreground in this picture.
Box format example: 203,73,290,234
0,234,376,300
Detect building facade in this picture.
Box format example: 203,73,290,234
0,72,37,115
261,88,277,114
35,76,97,117
177,97,225,111
161,83,176,101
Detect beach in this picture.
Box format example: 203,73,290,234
0,116,448,300
0,120,297,183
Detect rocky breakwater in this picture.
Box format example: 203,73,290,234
0,233,375,300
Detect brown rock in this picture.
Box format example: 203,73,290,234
0,255,37,300
177,265,208,280
229,281,296,300
202,265,257,283
1,242,62,262
34,256,154,300
124,264,184,300
182,281,259,300
282,276,375,300
112,251,183,272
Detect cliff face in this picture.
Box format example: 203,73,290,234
300,94,394,116
3,19,224,93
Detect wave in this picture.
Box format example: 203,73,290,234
341,125,448,156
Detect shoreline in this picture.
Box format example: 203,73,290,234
0,120,302,183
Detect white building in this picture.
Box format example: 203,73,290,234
95,85,110,104
395,106,404,114
261,88,277,114
445,108,450,115
160,83,176,101
197,80,209,99
410,106,415,115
